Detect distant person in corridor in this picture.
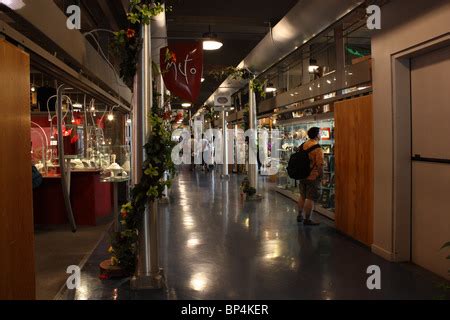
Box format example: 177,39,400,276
297,127,324,226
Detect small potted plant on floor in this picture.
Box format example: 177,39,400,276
240,177,257,200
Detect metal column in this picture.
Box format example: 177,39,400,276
334,23,345,95
131,23,163,290
56,85,77,233
248,83,258,190
221,110,229,179
158,73,169,202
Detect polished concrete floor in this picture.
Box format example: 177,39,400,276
60,168,449,300
35,221,112,300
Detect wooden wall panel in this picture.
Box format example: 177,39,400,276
335,95,374,246
0,40,35,300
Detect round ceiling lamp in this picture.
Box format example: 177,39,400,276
202,27,223,51
203,37,223,50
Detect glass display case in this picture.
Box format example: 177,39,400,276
99,145,131,182
276,115,335,219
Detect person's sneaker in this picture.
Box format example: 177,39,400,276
304,219,320,226
297,215,304,223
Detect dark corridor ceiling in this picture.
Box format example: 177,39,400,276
51,0,299,107
166,0,299,106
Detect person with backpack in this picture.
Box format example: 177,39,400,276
286,127,324,226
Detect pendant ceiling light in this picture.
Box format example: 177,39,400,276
202,26,223,51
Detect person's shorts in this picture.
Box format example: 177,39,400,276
299,179,320,201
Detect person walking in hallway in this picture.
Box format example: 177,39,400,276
297,127,324,226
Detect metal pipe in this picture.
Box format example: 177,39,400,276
248,83,258,190
56,85,77,232
131,23,163,290
158,73,169,200
222,110,229,178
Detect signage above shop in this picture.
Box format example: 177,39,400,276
160,42,203,103
214,94,232,107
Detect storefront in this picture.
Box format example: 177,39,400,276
275,109,336,220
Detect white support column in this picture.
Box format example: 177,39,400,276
221,109,229,179
158,73,169,202
248,82,258,190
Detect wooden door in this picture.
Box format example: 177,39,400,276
334,95,374,246
0,39,35,299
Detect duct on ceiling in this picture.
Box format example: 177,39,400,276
205,0,365,105
151,3,168,65
3,0,168,107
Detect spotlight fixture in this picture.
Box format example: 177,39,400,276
201,78,205,83
265,83,277,93
202,26,223,51
31,86,36,92
309,59,319,73
107,113,114,121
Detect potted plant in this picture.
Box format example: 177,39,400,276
240,177,256,200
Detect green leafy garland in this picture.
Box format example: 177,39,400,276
106,0,176,275
209,67,268,98
110,111,176,274
112,0,167,88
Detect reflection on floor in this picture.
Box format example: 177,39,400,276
60,168,449,300
35,221,112,300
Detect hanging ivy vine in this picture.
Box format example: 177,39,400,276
209,66,268,98
104,0,176,276
112,0,168,88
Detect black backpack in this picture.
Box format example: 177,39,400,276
287,143,321,180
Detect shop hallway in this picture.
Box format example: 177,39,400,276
60,168,449,300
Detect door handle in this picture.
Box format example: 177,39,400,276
412,155,450,164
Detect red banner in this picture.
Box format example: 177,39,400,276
160,42,203,103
